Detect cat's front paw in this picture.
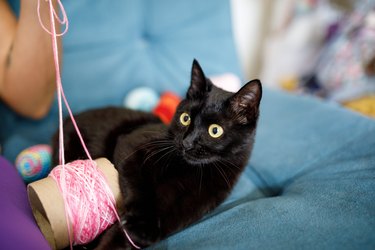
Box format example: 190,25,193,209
123,214,161,247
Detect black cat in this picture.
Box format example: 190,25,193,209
52,60,262,249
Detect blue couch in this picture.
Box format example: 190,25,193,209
1,0,374,249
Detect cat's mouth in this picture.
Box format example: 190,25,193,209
182,150,217,165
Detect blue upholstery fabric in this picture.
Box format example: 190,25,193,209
1,1,375,249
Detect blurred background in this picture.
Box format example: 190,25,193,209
231,0,375,118
1,0,374,163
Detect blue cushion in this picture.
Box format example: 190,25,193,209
1,0,241,162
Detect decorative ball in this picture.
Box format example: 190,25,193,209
153,92,181,124
123,87,159,112
15,144,52,183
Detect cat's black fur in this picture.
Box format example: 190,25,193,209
52,60,262,249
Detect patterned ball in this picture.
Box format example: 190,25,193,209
15,145,52,183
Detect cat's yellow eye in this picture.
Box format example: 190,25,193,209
208,124,224,138
179,112,191,126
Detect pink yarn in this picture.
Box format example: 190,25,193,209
49,160,117,244
37,1,140,249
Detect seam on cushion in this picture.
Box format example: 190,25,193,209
245,165,283,197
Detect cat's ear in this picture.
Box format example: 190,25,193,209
187,59,212,99
229,79,262,124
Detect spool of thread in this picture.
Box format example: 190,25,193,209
153,92,181,124
123,87,159,112
15,144,52,183
27,158,122,250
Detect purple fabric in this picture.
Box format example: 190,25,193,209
0,156,50,250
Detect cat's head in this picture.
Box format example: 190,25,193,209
169,59,262,165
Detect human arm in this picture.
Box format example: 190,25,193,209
0,0,61,119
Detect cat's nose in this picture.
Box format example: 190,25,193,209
182,139,194,151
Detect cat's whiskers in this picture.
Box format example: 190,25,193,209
152,146,176,166
121,139,172,161
197,164,203,195
218,164,237,180
135,130,164,135
160,147,176,175
212,162,231,189
142,143,175,166
218,158,241,171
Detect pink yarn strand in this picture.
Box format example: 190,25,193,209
38,1,140,249
37,0,68,37
42,1,73,247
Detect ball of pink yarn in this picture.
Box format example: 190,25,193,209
49,160,118,245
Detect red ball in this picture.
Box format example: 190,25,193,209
153,92,181,124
